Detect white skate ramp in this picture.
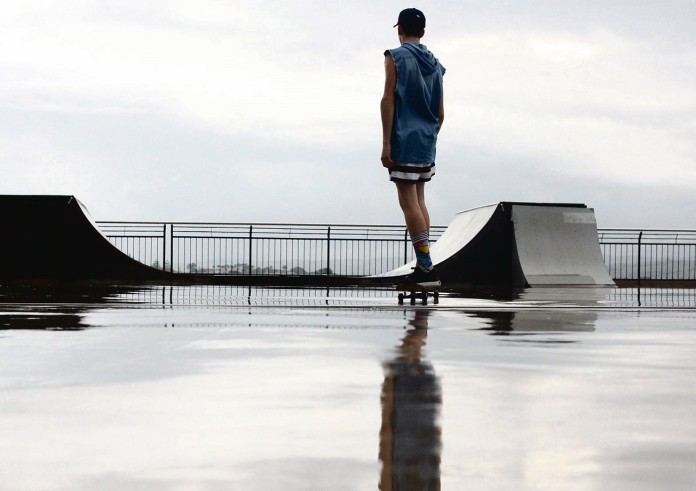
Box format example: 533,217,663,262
512,205,614,286
377,201,615,287
381,203,499,277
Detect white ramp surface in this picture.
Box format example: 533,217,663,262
431,203,499,264
377,203,498,277
512,206,614,286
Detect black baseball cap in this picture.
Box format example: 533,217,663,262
393,8,426,29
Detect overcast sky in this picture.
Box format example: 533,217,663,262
1,1,694,228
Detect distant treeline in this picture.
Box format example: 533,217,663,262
151,261,332,275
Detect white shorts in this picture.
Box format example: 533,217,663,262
388,162,436,183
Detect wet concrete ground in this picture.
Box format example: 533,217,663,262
1,286,695,490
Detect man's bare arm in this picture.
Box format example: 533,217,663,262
380,54,397,168
437,89,444,134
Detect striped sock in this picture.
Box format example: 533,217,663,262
411,230,433,272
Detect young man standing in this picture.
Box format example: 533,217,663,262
381,8,445,285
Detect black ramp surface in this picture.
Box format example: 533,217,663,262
0,195,170,280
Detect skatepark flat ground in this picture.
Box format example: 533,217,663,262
1,286,695,490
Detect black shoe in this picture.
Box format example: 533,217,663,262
404,267,441,287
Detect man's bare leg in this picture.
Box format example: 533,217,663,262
396,181,434,273
396,181,427,235
416,181,429,231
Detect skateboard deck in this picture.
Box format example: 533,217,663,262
394,282,440,305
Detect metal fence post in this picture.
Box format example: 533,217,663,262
169,223,174,273
637,231,643,286
161,223,166,271
404,229,409,264
327,226,331,275
249,225,253,276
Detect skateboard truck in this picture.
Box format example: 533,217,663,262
395,282,440,306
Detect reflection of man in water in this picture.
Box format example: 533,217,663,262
379,310,442,490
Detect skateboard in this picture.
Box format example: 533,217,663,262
395,282,440,305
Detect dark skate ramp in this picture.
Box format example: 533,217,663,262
0,195,171,281
0,196,614,286
377,202,615,287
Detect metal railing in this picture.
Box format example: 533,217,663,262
598,229,696,281
98,221,696,282
98,222,447,277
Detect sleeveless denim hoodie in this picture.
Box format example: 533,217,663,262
385,42,446,164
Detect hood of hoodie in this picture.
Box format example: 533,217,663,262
401,42,440,75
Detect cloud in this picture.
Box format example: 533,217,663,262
0,1,383,145
436,28,696,191
0,1,694,228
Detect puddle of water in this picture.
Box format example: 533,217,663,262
0,286,695,490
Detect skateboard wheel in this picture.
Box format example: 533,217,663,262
398,293,404,305
433,291,439,304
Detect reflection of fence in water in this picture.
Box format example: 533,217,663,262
99,221,696,281
110,285,404,310
606,288,696,308
79,285,696,314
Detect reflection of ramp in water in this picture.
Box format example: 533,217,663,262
378,202,615,287
473,310,598,334
0,195,170,281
